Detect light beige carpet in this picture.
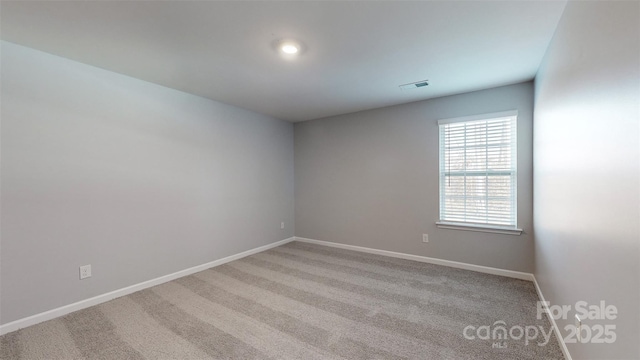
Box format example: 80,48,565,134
0,241,564,359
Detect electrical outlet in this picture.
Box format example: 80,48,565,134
281,221,285,229
422,234,429,243
79,265,91,280
575,314,582,341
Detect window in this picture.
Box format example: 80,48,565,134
437,111,521,235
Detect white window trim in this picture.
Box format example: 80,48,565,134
436,221,523,235
436,110,518,125
437,110,521,235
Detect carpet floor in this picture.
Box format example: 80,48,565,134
0,241,564,359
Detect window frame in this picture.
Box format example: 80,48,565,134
435,110,522,235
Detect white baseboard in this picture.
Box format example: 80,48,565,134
0,237,295,335
294,237,534,281
532,276,572,360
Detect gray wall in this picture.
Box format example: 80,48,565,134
0,41,295,325
295,82,534,272
533,2,639,359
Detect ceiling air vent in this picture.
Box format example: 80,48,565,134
399,80,429,91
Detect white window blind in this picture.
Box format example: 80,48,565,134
438,111,517,228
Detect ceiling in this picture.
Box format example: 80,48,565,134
0,1,567,122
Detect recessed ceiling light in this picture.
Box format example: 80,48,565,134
273,39,306,58
281,43,299,54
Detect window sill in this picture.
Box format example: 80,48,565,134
435,221,523,236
